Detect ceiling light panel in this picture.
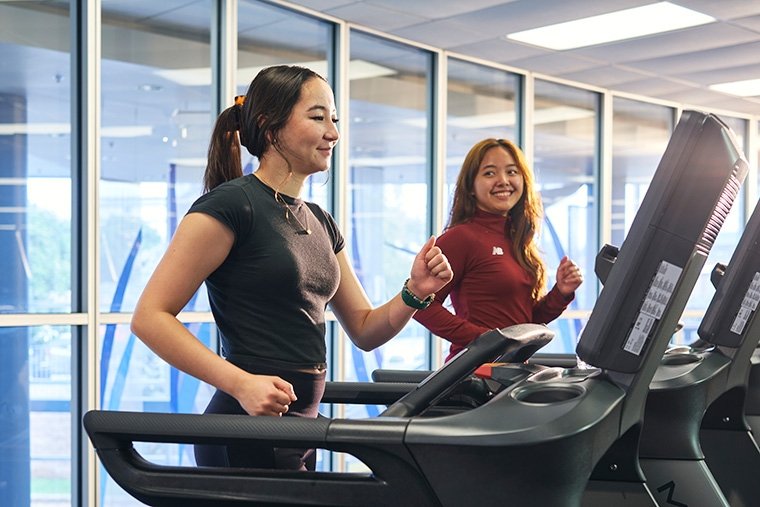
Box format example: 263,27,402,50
506,2,715,50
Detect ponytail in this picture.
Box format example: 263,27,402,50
203,103,243,193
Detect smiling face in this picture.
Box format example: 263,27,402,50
275,77,340,175
472,145,524,216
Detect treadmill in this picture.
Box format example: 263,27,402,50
580,114,755,507
580,112,747,506
84,110,744,507
85,324,557,507
635,193,760,507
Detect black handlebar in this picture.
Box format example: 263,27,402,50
380,324,554,417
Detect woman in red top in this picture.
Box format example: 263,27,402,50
414,138,583,361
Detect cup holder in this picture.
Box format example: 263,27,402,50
660,352,701,366
511,384,585,405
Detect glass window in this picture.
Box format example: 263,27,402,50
533,80,599,353
237,0,334,208
99,1,216,503
100,322,216,414
345,31,432,386
0,1,73,505
99,0,214,314
0,2,72,314
610,98,674,246
99,322,218,504
0,325,72,506
446,59,520,214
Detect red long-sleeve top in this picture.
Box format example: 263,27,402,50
414,209,573,361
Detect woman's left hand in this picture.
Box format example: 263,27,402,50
555,256,583,297
407,236,453,299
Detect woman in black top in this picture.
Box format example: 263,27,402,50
130,65,452,470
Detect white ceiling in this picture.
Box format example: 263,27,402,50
284,0,760,116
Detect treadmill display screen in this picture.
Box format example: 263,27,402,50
699,195,760,347
576,110,747,373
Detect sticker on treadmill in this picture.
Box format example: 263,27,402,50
624,313,656,355
624,261,683,355
730,272,760,335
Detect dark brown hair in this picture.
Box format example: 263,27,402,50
203,65,327,192
448,138,546,298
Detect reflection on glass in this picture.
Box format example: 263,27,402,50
611,98,674,246
0,325,72,506
0,3,72,314
533,80,599,353
0,3,73,506
99,1,215,503
237,0,333,208
99,322,214,414
99,0,214,313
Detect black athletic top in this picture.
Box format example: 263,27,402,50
187,174,344,366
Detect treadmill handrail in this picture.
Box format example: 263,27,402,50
322,381,417,404
84,410,332,449
84,411,440,507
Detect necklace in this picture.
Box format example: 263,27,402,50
255,172,311,235
274,190,311,235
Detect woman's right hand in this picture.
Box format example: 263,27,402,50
555,255,583,297
234,374,298,417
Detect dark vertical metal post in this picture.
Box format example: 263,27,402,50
71,0,100,505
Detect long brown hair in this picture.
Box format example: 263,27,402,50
448,138,546,299
203,65,327,193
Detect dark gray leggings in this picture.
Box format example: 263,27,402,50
194,360,326,470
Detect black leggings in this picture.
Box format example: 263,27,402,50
194,357,326,470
